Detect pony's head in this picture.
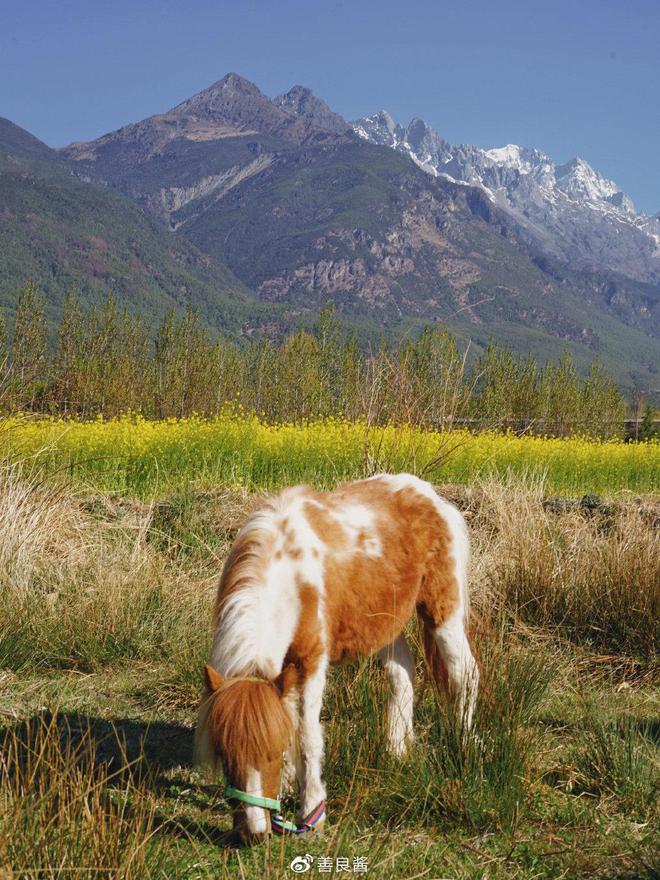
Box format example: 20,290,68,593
195,663,297,841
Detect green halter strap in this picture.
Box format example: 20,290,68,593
223,783,324,835
223,786,281,811
224,769,301,833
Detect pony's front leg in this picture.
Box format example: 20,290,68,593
298,657,328,824
280,686,301,796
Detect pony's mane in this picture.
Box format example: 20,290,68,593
203,678,293,776
210,489,310,677
213,502,278,626
209,502,278,676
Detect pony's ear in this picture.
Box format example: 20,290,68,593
273,663,298,698
203,664,224,693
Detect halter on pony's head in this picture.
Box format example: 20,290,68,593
199,664,325,836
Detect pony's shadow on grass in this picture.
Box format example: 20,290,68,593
0,711,242,849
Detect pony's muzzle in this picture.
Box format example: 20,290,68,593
232,808,271,844
235,827,270,845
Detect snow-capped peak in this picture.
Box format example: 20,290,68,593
485,144,525,167
554,156,627,206
484,144,554,174
351,110,657,282
351,111,452,175
351,110,400,145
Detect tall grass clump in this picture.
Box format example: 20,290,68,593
573,701,658,820
0,460,87,599
0,713,169,878
472,478,660,657
0,460,215,674
320,633,554,834
407,639,553,832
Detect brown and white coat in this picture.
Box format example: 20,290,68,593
195,473,478,838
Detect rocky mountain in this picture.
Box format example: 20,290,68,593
61,74,355,224
272,85,352,136
352,111,660,284
1,75,658,391
0,117,260,332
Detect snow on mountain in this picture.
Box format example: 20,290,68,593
485,144,535,170
352,113,659,282
554,156,623,206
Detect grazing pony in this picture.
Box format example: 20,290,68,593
195,473,478,841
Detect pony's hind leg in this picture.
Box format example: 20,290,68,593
420,499,478,730
378,633,415,757
425,610,479,730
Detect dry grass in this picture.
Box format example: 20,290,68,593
0,713,169,878
0,465,657,877
0,462,90,597
0,466,657,677
464,477,659,658
0,463,214,676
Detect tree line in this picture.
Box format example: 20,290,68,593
0,282,632,439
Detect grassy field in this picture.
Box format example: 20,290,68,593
0,425,658,879
2,413,659,495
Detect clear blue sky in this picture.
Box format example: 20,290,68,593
2,0,659,213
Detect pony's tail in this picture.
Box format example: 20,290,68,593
421,615,449,697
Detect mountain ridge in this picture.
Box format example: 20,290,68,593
0,117,269,334
352,111,660,284
1,76,658,392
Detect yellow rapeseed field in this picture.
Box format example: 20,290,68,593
1,413,657,496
